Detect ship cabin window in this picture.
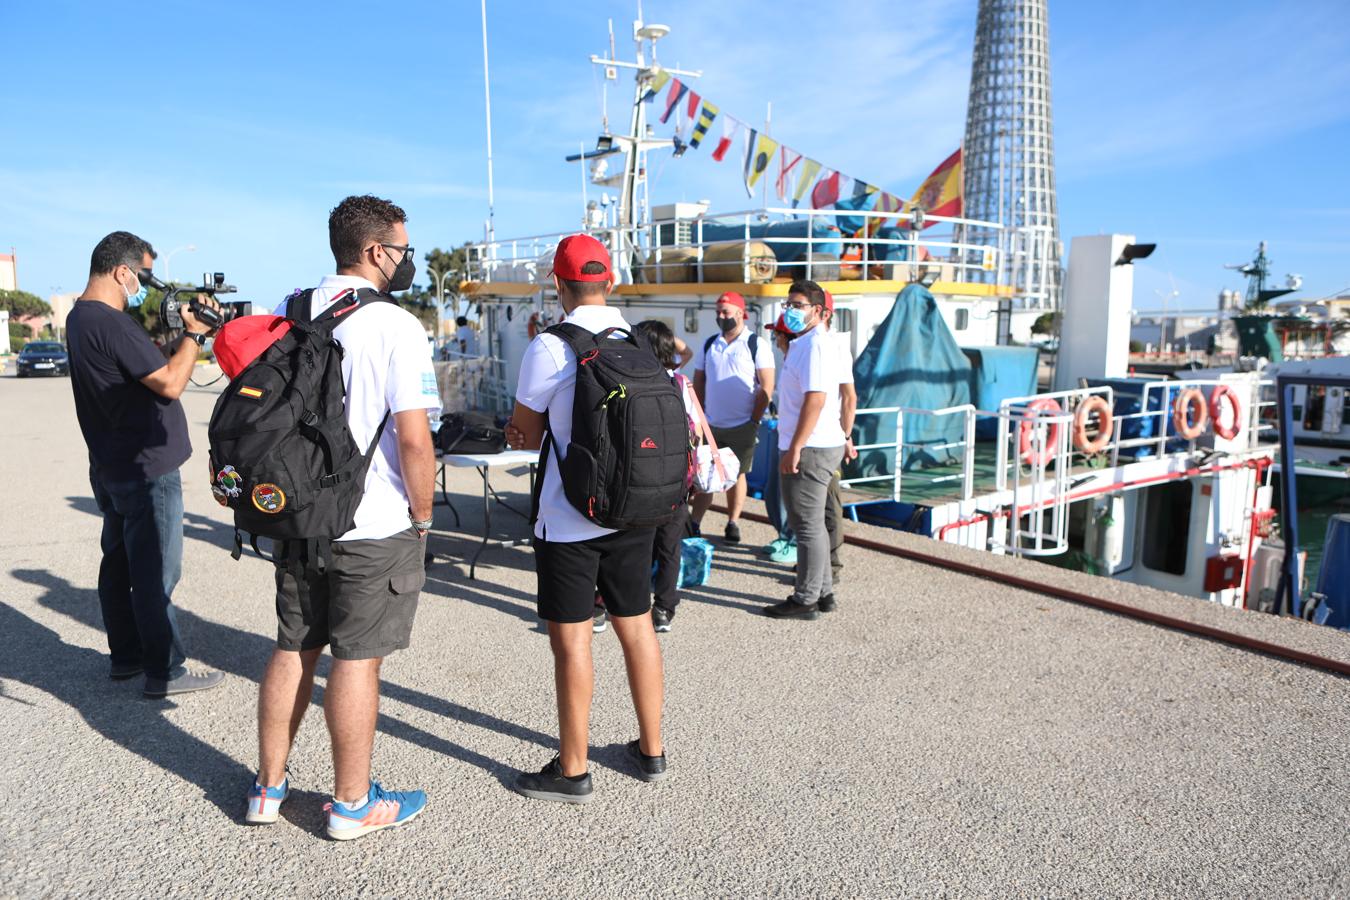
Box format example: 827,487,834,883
832,308,855,337
1141,480,1192,576
954,308,969,331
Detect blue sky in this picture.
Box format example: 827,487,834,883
4,0,1348,311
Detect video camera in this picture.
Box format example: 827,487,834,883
143,271,252,331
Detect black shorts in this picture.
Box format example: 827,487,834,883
273,527,426,660
533,527,657,624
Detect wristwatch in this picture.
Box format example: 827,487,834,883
185,332,207,347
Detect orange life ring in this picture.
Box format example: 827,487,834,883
1172,387,1209,439
1072,395,1114,454
1018,397,1063,466
1209,384,1242,440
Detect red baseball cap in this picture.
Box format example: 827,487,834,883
764,313,795,336
550,234,611,281
213,315,292,379
823,289,834,312
716,291,746,311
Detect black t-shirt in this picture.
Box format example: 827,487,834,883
66,300,191,481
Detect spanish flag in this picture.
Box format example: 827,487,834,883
908,148,962,228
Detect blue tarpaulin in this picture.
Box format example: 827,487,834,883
848,284,973,477
963,346,1040,439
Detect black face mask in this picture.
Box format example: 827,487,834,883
384,249,416,293
716,316,738,333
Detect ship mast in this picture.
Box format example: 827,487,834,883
588,9,700,261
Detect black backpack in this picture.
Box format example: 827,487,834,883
207,287,390,563
538,323,691,531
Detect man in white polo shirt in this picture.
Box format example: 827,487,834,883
691,291,775,543
504,234,668,804
821,290,857,585
766,279,845,621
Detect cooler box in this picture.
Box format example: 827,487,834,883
746,417,779,499
677,537,715,589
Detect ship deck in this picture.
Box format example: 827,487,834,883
2,372,1347,897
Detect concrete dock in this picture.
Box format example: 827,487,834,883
2,370,1347,898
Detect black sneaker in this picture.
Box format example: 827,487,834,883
764,597,820,620
143,667,224,699
626,740,669,782
724,521,742,543
110,662,144,681
592,605,608,634
651,607,673,633
817,594,837,613
512,757,593,804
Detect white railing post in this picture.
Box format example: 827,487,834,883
893,409,904,502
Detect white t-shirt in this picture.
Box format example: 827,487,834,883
515,304,632,543
828,329,854,386
275,275,441,541
694,327,776,428
777,324,846,451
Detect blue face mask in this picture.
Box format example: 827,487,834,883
783,307,811,334
123,274,147,308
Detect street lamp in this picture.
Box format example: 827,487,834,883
425,268,463,348
162,244,197,282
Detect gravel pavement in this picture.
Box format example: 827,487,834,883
1,370,1347,899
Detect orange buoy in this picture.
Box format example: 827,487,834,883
1209,384,1243,440
1072,395,1114,454
1018,397,1063,466
1172,387,1209,439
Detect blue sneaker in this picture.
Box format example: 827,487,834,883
324,782,426,841
768,540,798,564
245,776,289,825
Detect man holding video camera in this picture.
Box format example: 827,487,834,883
66,231,225,699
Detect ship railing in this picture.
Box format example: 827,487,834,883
992,402,1074,557
1123,377,1276,459
996,386,1116,492
433,351,512,417
842,404,979,503
463,206,1005,288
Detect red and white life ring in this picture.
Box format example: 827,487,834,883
1018,397,1063,466
1172,388,1209,439
1072,395,1114,454
1209,384,1242,440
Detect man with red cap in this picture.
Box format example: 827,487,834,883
505,233,668,803
691,290,776,543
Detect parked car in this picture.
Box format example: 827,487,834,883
16,341,70,377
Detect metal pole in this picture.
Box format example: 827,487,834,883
480,0,496,242
1276,379,1302,618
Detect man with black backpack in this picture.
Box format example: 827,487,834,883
505,233,687,803
243,195,439,840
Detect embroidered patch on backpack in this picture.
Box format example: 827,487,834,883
238,385,264,399
215,465,243,498
640,437,658,449
251,483,286,514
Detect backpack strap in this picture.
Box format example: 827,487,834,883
288,286,394,325
703,329,762,384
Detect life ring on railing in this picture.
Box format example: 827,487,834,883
1072,395,1114,454
1172,387,1209,439
1018,397,1063,466
1209,384,1242,440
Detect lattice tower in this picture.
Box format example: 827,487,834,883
962,0,1062,309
